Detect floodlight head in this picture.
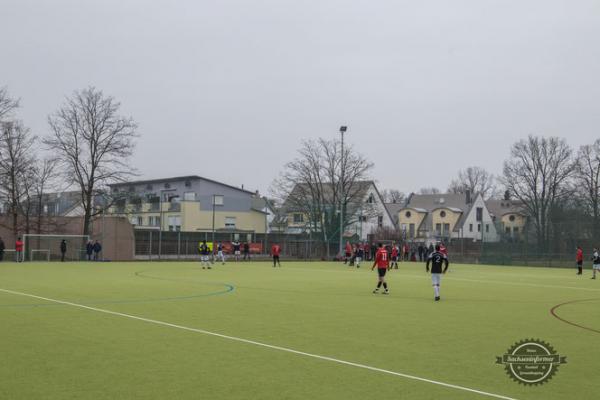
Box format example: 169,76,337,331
339,126,347,132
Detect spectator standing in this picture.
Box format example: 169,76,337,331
86,240,94,261
418,244,424,262
271,243,282,267
60,239,67,262
243,242,250,260
0,237,5,261
15,237,24,262
93,240,102,261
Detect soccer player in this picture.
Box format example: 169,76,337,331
390,243,399,269
576,246,584,275
426,244,449,301
344,241,352,264
355,244,364,268
15,237,23,263
198,240,211,269
232,240,241,261
591,248,599,280
271,243,282,267
216,242,226,265
371,243,390,294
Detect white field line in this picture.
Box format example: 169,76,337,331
0,288,518,400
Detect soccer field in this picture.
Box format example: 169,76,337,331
0,260,598,400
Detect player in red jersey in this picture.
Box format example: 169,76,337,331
390,243,399,269
271,243,282,267
439,242,448,257
371,243,390,294
576,245,583,275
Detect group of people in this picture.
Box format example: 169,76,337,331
344,241,447,268
370,242,449,301
0,237,102,262
197,240,281,268
575,246,600,279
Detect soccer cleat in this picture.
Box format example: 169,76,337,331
383,290,389,295
435,296,440,301
207,266,212,269
592,276,596,279
372,289,379,294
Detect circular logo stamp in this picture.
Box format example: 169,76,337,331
496,339,567,385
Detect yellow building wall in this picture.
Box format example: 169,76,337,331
501,214,526,231
431,208,462,233
398,209,426,233
286,212,309,228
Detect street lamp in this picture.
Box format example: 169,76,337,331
338,125,347,257
212,194,224,258
158,188,177,260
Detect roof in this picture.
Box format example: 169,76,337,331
405,192,475,232
384,203,404,221
485,199,527,219
108,175,256,195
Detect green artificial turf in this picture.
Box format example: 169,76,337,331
0,260,598,400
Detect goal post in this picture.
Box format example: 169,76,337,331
23,234,90,262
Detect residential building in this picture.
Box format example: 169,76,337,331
108,176,268,237
281,181,394,240
398,191,499,242
485,199,528,240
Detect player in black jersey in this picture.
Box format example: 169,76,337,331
591,248,599,280
426,244,449,301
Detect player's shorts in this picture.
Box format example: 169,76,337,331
594,264,600,270
377,268,387,277
273,255,280,261
235,250,240,255
201,255,209,262
577,261,583,266
431,273,441,286
345,252,351,258
355,257,362,264
218,251,224,258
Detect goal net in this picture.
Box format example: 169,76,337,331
23,234,90,262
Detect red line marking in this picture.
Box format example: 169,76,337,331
550,298,600,334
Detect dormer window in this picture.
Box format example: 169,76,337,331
367,194,375,204
405,211,412,218
440,211,446,218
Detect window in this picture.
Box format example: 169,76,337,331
377,215,383,227
225,217,236,229
368,194,375,204
405,211,412,218
476,207,483,222
183,192,196,201
509,215,516,222
477,223,481,232
164,183,171,189
513,227,519,234
485,224,489,233
146,184,153,190
185,180,192,188
469,223,473,232
293,213,304,223
360,215,367,222
213,195,224,206
440,210,446,218
443,223,450,234
435,223,442,235
137,216,143,226
506,227,511,234
168,215,181,231
409,223,415,238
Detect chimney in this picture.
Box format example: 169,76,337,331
466,190,471,204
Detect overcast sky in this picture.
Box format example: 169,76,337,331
2,0,599,196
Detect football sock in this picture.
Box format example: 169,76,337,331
377,281,382,288
434,286,440,297
383,282,388,289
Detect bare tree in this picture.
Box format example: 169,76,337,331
45,87,138,236
418,187,441,195
502,136,575,250
0,87,19,121
272,138,374,257
382,189,405,204
574,140,600,238
0,120,36,238
448,166,497,198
